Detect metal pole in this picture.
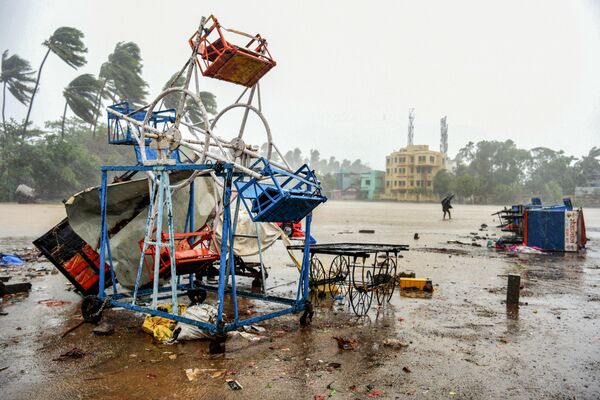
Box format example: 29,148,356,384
216,167,233,329
164,172,178,315
98,170,108,299
255,221,267,296
151,171,166,309
133,178,157,304
302,214,312,303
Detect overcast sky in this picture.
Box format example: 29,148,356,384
1,0,599,169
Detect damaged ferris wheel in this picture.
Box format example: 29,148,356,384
87,15,328,336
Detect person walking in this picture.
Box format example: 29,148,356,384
441,193,454,220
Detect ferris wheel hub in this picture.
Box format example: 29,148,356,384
229,137,246,158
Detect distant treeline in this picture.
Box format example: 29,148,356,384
434,140,600,205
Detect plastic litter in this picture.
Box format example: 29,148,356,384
0,254,24,265
175,304,219,341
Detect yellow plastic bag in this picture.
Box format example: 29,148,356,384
141,303,187,341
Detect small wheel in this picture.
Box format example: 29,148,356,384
81,295,103,323
309,256,326,304
328,256,349,301
348,284,373,317
348,262,373,317
375,257,396,305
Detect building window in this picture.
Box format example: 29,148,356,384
418,156,426,163
399,157,406,163
399,167,405,174
365,179,371,185
427,181,431,187
410,180,414,186
400,181,406,187
386,181,390,187
430,156,435,163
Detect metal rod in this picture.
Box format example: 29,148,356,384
98,171,108,299
151,174,165,309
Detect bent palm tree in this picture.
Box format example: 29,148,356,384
23,27,87,133
91,42,148,136
162,71,217,125
1,50,35,132
61,74,99,137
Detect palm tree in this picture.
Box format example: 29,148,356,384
90,42,148,136
23,27,87,133
162,72,217,125
1,50,35,132
61,74,99,137
577,146,600,185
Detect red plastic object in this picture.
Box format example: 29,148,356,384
276,221,305,239
63,244,109,291
140,224,220,279
189,15,276,87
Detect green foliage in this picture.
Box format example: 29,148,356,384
1,50,35,105
442,140,595,204
0,119,132,201
63,74,100,124
44,27,88,69
101,42,148,105
162,72,217,125
433,169,452,197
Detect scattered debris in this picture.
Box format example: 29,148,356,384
61,320,86,338
0,282,31,296
15,184,37,203
413,233,420,240
0,254,24,265
326,362,342,371
447,240,481,247
185,368,201,381
226,379,243,390
56,347,85,360
146,373,157,379
242,324,266,334
332,336,358,350
402,366,412,373
367,389,385,397
38,299,71,307
175,304,219,341
382,339,409,349
93,322,115,336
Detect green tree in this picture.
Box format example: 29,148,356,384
433,169,453,197
91,42,148,135
1,51,35,131
162,72,217,125
23,27,88,133
524,147,578,197
61,74,100,137
576,146,600,185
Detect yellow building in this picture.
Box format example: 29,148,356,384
384,144,446,201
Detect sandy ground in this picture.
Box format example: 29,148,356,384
0,200,599,399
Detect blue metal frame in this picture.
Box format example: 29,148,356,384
97,163,314,334
234,158,327,222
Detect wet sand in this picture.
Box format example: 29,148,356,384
0,201,599,399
